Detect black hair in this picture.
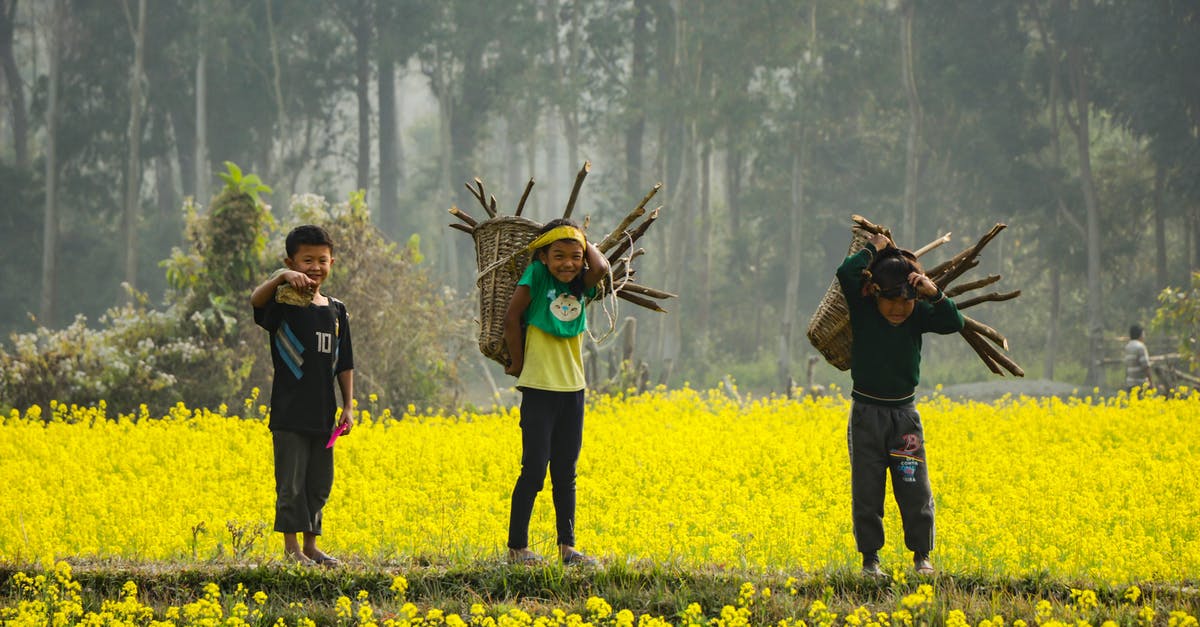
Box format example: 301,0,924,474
285,224,335,258
533,218,586,298
1129,324,1143,340
866,247,921,298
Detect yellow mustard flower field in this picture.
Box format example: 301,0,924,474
1,387,1199,626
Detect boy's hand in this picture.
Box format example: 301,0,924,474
505,359,523,377
867,232,891,251
338,407,355,435
280,270,317,291
908,272,939,298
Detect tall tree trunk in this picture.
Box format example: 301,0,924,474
377,38,398,233
264,0,290,204
432,46,460,289
1153,163,1167,290
899,0,921,247
779,144,807,392
354,7,371,194
624,0,649,201
697,137,712,363
1030,0,1071,381
1066,43,1104,387
194,35,209,205
0,0,28,168
39,0,62,325
122,0,147,295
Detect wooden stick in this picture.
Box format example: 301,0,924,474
606,209,659,263
945,275,1001,297
449,223,474,235
962,327,1024,377
964,316,1009,351
563,160,591,220
515,178,535,217
913,232,952,258
851,214,891,239
960,328,1003,375
617,289,668,313
599,183,663,253
619,283,677,300
448,205,478,227
955,290,1021,310
464,178,496,218
933,259,980,289
489,194,497,215
930,223,1005,286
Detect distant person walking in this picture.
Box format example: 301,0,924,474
1123,324,1154,392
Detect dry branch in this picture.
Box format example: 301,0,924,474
619,282,677,300
945,274,1001,297
606,208,660,263
449,223,474,235
465,178,496,218
617,290,668,313
515,178,535,217
955,290,1021,310
599,183,662,252
449,206,478,228
563,161,591,219
961,328,1004,375
963,316,1009,351
913,232,952,258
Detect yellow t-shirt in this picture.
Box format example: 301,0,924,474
516,324,586,392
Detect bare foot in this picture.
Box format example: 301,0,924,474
285,549,316,566
304,549,341,567
507,548,544,564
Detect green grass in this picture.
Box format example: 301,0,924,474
3,557,1198,625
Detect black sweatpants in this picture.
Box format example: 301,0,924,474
847,400,935,555
272,430,334,534
507,388,585,550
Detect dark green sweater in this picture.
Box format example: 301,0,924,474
836,244,964,406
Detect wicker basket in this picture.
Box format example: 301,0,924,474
806,226,873,371
473,216,544,366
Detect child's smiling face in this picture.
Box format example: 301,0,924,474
539,239,585,283
285,243,334,288
876,294,916,326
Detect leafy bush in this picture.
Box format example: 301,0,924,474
284,191,469,407
0,164,465,414
1152,271,1200,373
0,291,250,413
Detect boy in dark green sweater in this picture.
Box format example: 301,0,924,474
835,231,964,577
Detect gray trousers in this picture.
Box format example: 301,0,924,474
272,431,334,534
847,401,935,554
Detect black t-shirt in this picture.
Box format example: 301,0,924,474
254,296,354,435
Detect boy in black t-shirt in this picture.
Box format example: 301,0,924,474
250,224,354,566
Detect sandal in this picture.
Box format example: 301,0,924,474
561,549,598,567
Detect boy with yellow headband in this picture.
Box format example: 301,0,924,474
502,218,610,565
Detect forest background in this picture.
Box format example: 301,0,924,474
1,0,1199,412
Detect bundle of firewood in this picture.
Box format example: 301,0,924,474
808,215,1023,377
448,161,675,366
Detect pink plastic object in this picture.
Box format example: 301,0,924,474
325,421,349,449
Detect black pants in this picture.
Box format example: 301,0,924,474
272,431,334,534
847,401,935,554
507,388,585,549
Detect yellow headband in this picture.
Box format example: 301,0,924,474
525,225,586,252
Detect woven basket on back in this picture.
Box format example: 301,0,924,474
806,226,874,371
473,216,543,366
